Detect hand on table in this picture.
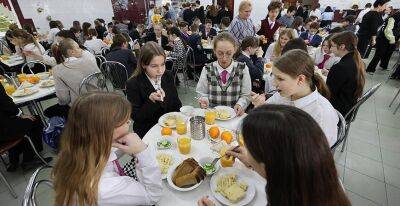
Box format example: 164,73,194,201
112,133,147,155
149,89,165,103
19,114,36,121
234,104,244,116
198,97,209,109
197,196,215,206
251,91,266,107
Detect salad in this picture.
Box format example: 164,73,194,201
203,163,216,175
157,139,172,149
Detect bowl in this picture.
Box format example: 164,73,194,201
199,156,220,176
156,136,174,150
180,105,194,116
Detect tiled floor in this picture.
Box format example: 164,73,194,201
1,51,400,205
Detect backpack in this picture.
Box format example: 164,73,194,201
42,116,65,151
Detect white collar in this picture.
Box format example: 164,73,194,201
145,73,161,89
293,89,319,108
64,56,78,62
268,18,275,24
107,147,118,162
242,51,251,59
213,60,235,75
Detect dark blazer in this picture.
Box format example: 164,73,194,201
183,9,195,25
188,34,207,65
326,52,358,116
236,53,263,81
145,32,171,50
95,26,107,39
0,85,19,130
295,6,304,17
126,71,182,138
200,27,217,40
105,47,137,77
300,31,322,47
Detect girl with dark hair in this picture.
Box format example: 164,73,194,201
72,21,81,32
167,27,186,75
11,29,45,63
251,49,338,146
290,16,303,37
312,35,340,73
328,31,366,116
320,6,334,28
198,104,350,206
83,28,107,54
44,38,99,118
47,20,60,45
105,34,137,76
126,42,181,137
94,19,107,39
81,22,92,42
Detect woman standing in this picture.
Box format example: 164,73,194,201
228,0,256,43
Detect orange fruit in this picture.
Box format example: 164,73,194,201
208,126,220,139
221,131,233,144
220,155,235,167
161,127,172,136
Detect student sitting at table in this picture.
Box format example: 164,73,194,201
300,22,322,47
312,35,340,75
167,27,187,82
198,105,351,206
126,42,182,138
53,92,162,205
0,84,52,172
251,49,338,147
200,19,217,40
264,28,296,62
46,20,60,46
44,38,100,119
188,24,208,78
11,29,45,64
327,31,365,117
219,17,231,33
196,32,251,116
83,28,108,55
105,34,137,77
236,36,265,93
104,25,120,42
257,1,282,53
145,23,171,51
341,15,357,33
178,21,190,43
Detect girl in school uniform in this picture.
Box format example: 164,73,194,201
196,32,252,116
312,36,340,75
11,29,45,63
251,49,338,147
126,42,182,138
264,28,296,62
83,28,108,55
53,92,162,205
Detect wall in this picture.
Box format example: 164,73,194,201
17,0,114,33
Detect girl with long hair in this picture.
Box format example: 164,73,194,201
251,49,338,146
264,28,295,62
11,29,45,63
312,35,340,75
198,104,351,206
126,42,181,138
83,28,107,55
53,92,162,205
47,20,60,45
327,31,366,116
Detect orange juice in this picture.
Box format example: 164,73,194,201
205,110,216,125
220,155,235,167
4,84,16,95
176,122,187,135
177,136,191,154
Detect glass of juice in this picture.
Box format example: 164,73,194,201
176,121,187,135
4,84,16,95
177,136,191,155
205,109,216,125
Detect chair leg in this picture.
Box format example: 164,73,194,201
0,170,18,198
389,88,400,107
341,124,351,152
24,136,49,166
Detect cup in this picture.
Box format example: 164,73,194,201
205,110,216,125
4,83,16,95
176,122,187,135
177,136,191,154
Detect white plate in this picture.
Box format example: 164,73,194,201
40,80,55,88
210,168,256,206
214,106,236,121
180,105,194,116
156,136,174,150
158,112,187,128
167,160,204,191
207,127,236,144
156,151,183,180
12,88,39,97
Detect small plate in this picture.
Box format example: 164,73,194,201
167,161,204,191
158,112,187,128
199,157,220,176
207,127,236,144
40,80,55,88
180,105,194,116
214,106,236,121
12,88,39,97
156,136,174,150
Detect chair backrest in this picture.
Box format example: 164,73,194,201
21,61,47,74
344,83,382,122
100,61,129,91
331,110,346,153
79,72,110,94
186,46,195,67
23,165,53,206
95,55,106,68
101,47,110,57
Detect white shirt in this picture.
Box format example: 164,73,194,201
266,90,338,147
356,8,371,23
264,42,279,63
312,49,340,70
98,146,163,205
310,9,322,19
196,61,252,109
145,73,162,90
22,43,45,63
321,12,334,21
47,28,60,44
84,37,108,55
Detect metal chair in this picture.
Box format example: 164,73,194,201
386,50,400,82
186,46,202,82
22,165,53,206
79,72,110,94
21,60,47,74
101,47,110,57
331,110,346,154
100,61,129,94
95,55,106,69
389,87,400,114
340,83,382,152
0,135,50,198
172,47,191,92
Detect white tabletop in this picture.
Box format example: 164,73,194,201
202,43,213,50
0,54,25,67
142,112,268,206
12,80,55,105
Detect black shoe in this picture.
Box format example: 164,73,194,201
6,163,19,172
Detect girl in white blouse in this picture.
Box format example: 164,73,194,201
312,37,340,75
264,28,295,62
252,49,338,147
11,29,45,63
47,21,60,45
53,92,162,206
83,28,108,55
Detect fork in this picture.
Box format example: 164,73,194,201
210,145,240,167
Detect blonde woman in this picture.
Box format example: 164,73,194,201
53,92,162,205
264,28,295,62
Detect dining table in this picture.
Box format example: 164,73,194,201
0,54,25,67
142,110,268,206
